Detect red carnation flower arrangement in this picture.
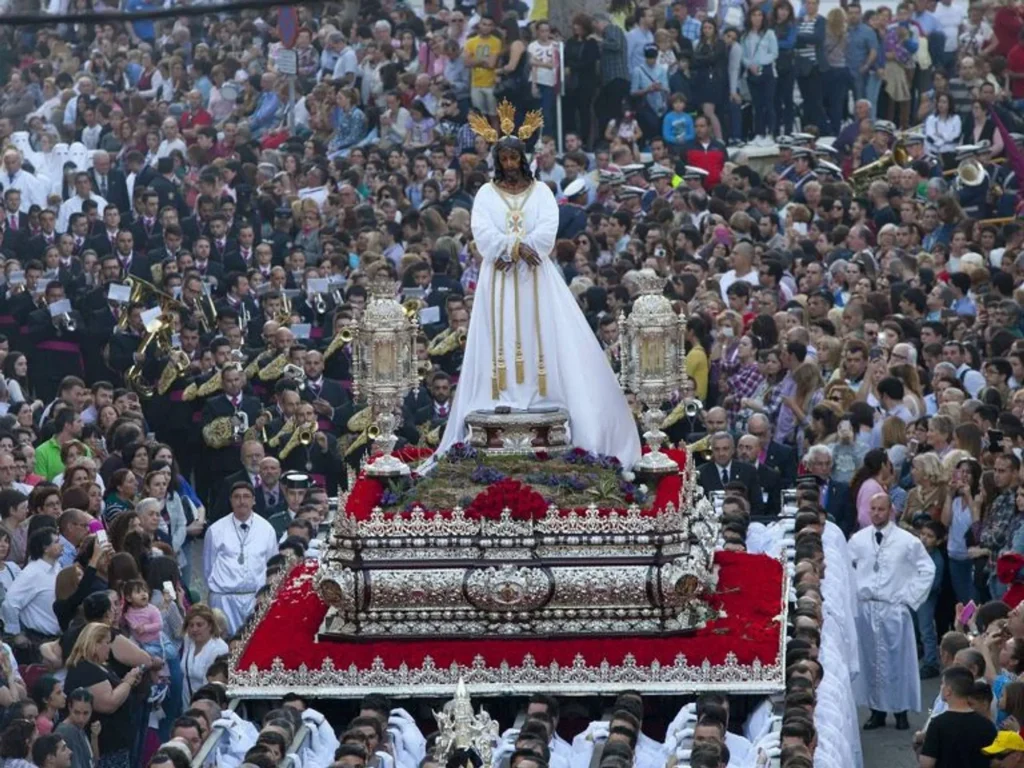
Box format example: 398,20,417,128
465,478,549,521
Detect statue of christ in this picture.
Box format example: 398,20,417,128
432,128,641,468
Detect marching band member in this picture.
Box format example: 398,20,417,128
200,362,263,498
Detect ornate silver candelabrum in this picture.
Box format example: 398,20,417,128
351,276,419,477
618,270,686,475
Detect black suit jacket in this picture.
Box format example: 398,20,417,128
201,393,263,478
27,232,59,261
89,169,130,214
300,377,354,433
765,441,797,488
119,252,154,282
149,175,188,218
697,459,765,516
824,479,856,537
212,468,268,522
756,462,783,518
86,230,121,258
0,213,30,254
130,219,162,254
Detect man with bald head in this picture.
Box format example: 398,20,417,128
848,492,935,731
738,433,782,516
747,413,797,486
703,406,728,434
88,150,129,214
697,431,764,515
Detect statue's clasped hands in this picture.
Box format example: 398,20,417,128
497,243,542,271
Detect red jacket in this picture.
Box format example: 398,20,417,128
682,138,728,190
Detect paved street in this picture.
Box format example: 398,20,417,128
859,678,941,767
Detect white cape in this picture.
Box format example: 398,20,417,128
434,181,640,468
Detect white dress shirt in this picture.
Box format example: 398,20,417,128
202,512,278,597
57,193,109,233
2,557,60,635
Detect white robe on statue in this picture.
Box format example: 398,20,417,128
848,521,935,713
434,180,640,468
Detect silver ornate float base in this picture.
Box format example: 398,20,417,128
465,408,570,454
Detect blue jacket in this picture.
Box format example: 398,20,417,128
249,91,281,134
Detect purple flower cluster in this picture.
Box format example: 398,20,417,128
470,464,507,484
524,472,592,491
447,442,479,463
563,448,623,470
380,489,400,507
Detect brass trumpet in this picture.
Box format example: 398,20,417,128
402,298,426,320
298,424,316,446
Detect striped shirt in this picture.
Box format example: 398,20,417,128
796,15,822,62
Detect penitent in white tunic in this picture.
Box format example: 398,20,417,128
848,521,935,714
434,181,641,468
202,512,279,636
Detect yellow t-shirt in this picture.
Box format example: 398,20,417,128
465,34,502,89
686,346,709,402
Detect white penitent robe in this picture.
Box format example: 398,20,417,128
848,521,935,713
434,180,641,468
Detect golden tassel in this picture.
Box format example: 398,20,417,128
513,268,524,383
497,270,507,391
533,263,546,396
490,267,499,398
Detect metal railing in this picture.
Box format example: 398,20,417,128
279,724,311,768
191,698,241,768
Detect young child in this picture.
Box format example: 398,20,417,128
122,579,167,658
917,520,947,679
662,93,695,149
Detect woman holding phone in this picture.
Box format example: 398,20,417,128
942,458,984,604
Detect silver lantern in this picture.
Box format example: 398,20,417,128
618,270,686,474
351,276,419,477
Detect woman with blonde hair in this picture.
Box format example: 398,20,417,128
900,453,948,531
181,604,229,707
889,362,926,418
882,415,909,469
817,336,843,380
64,623,144,768
823,8,850,135
785,361,825,454
824,380,855,412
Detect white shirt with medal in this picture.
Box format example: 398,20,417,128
202,511,279,635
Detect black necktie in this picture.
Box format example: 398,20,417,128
241,522,249,532
721,468,728,485
875,531,883,545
